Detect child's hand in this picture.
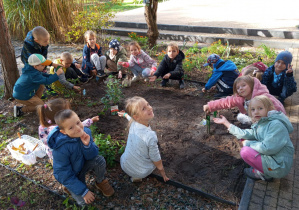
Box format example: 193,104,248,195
80,132,90,146
149,76,157,82
83,191,95,204
202,88,206,93
91,116,99,122
52,63,63,68
91,69,97,76
118,71,122,79
163,73,171,79
203,104,210,113
286,64,293,74
73,86,81,92
75,63,81,69
118,62,129,68
117,110,126,117
56,68,64,76
213,115,231,128
159,168,169,182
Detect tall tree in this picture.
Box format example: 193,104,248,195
0,0,19,99
144,0,159,48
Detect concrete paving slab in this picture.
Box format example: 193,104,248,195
113,0,299,31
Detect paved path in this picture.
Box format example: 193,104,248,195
248,49,299,210
113,0,299,31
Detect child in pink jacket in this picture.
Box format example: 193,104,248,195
203,75,286,115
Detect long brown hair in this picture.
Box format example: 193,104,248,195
37,98,70,127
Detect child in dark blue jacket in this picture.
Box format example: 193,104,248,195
202,54,239,98
47,109,114,206
80,30,106,77
261,51,297,105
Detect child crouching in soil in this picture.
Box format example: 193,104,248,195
213,95,294,181
47,109,114,206
149,43,185,89
118,96,169,182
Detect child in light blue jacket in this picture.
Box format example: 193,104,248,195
213,95,294,181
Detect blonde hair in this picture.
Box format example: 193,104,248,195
243,67,264,81
233,75,254,96
248,95,275,119
128,41,141,51
61,52,73,61
125,96,147,130
37,98,71,127
84,30,96,40
167,42,179,51
32,26,49,40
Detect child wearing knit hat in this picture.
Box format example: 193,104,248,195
261,51,297,105
104,39,128,79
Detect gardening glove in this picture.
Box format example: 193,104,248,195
118,62,129,68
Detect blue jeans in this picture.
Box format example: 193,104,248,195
130,65,151,78
68,155,106,206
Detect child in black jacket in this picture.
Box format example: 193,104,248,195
149,43,185,89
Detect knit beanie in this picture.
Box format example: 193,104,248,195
109,39,120,52
203,54,220,67
275,51,292,68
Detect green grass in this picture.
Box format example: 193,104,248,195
109,1,143,12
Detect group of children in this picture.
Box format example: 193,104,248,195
10,25,297,206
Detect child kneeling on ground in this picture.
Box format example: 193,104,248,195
149,43,185,89
119,41,157,82
202,54,239,98
118,96,169,182
47,109,114,206
213,95,294,181
13,54,64,117
261,51,297,105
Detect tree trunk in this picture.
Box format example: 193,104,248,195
0,0,19,99
144,0,159,48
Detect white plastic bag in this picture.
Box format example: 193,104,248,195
7,135,46,165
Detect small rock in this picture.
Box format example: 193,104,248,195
131,197,135,200
146,197,153,202
177,188,182,192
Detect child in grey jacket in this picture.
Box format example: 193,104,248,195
118,96,169,182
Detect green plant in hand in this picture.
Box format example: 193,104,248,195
101,75,124,113
94,134,125,167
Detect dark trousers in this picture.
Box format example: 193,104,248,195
68,155,106,206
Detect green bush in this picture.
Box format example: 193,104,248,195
94,133,125,167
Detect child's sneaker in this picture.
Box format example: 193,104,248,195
131,76,139,82
130,177,142,183
14,106,24,117
179,80,185,89
95,179,115,197
161,79,169,87
244,168,273,182
97,71,106,78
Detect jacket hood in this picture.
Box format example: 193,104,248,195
47,126,89,150
257,111,293,133
165,50,185,62
24,30,36,48
213,59,237,71
251,77,270,98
